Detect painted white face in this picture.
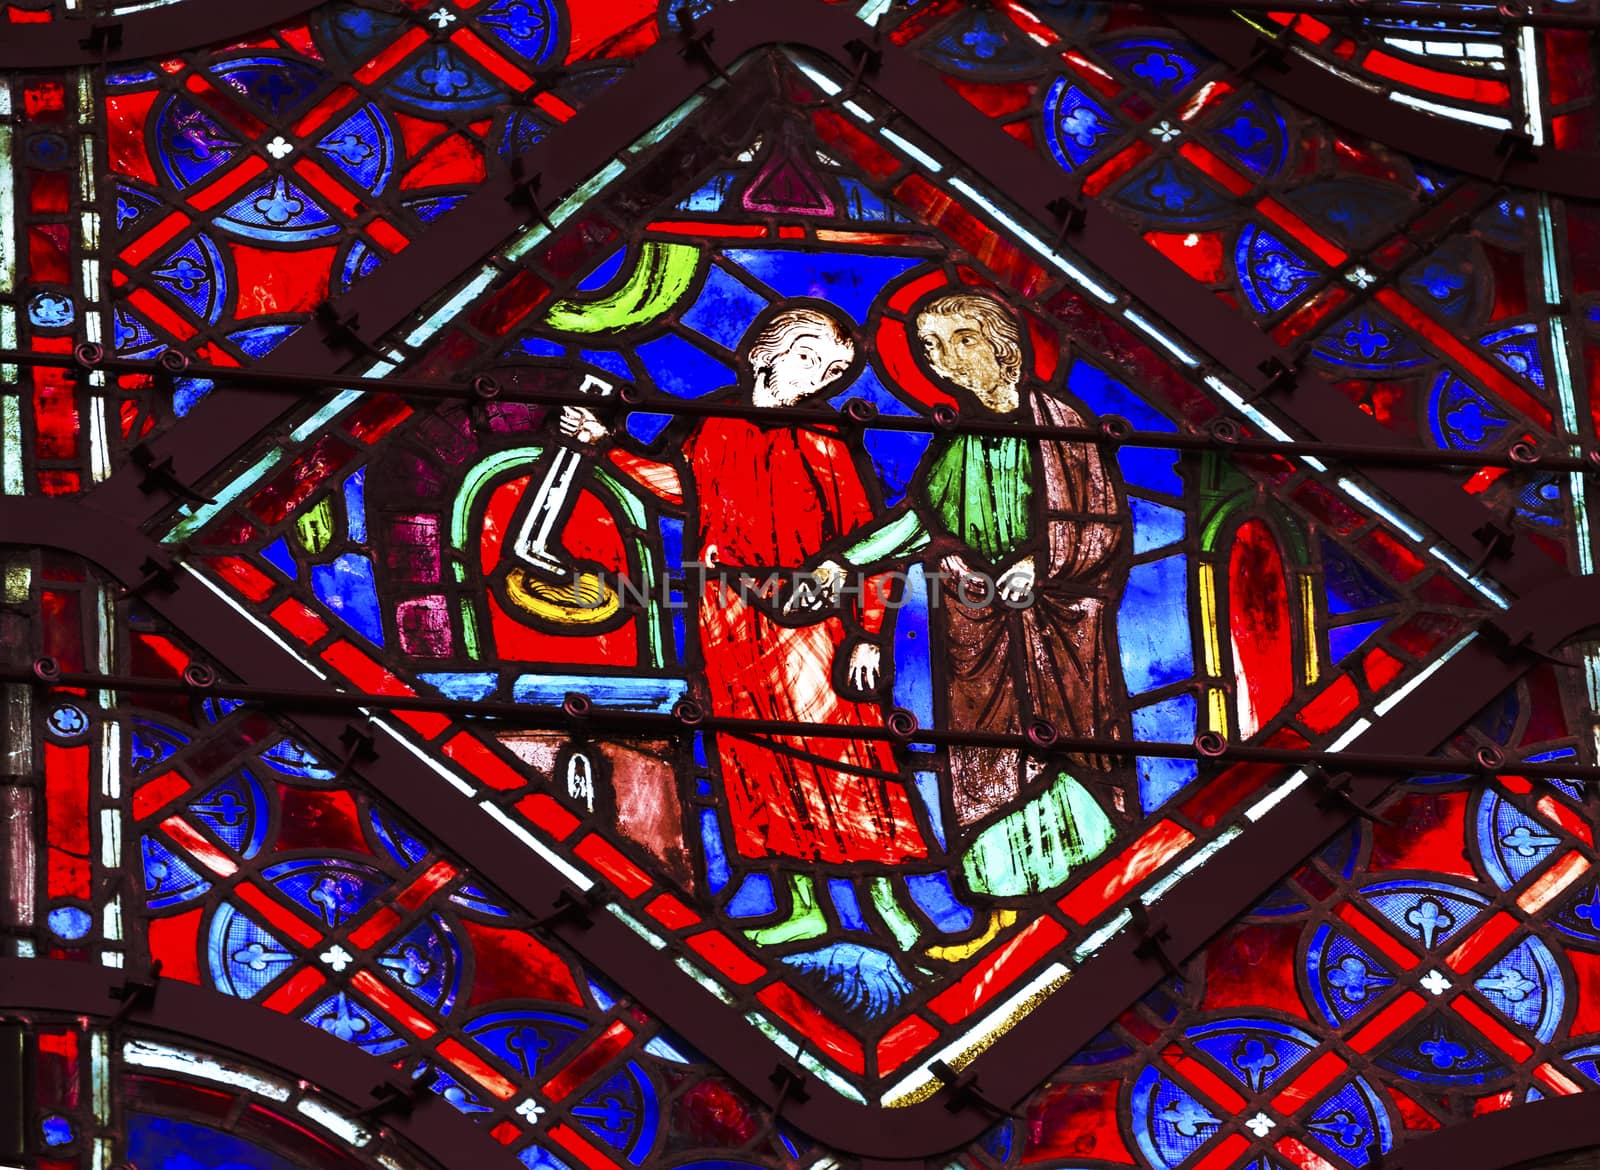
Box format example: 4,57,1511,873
918,310,1019,413
753,332,854,407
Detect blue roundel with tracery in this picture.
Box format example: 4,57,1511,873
1130,1017,1393,1169
1041,77,1122,173
468,1009,589,1080
147,53,396,246
1310,876,1569,1088
1236,224,1320,316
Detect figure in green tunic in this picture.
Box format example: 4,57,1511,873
800,290,1128,930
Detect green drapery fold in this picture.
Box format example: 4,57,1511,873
923,434,1034,563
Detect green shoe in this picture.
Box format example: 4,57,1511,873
744,875,829,946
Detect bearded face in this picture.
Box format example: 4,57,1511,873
751,328,855,407
917,309,1021,413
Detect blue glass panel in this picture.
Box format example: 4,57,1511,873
572,1063,657,1164
142,835,210,910
891,564,934,734
677,173,738,213
1236,225,1319,315
264,858,391,928
259,737,336,780
700,808,731,893
311,553,385,645
261,537,297,579
1306,923,1396,1026
476,0,562,65
377,913,462,1012
1313,311,1430,373
1320,536,1398,613
511,674,687,710
1115,160,1231,226
1302,1079,1392,1164
521,1146,577,1170
626,413,673,443
1067,361,1183,495
635,333,733,398
577,249,627,292
406,194,469,222
725,875,777,918
1118,555,1192,694
1329,619,1384,662
228,324,299,358
419,672,499,701
467,1008,587,1079
682,264,770,350
385,46,503,115
304,992,408,1055
1479,323,1546,389
189,769,269,857
722,249,921,324
1207,96,1288,177
1110,38,1202,92
1042,79,1119,171
828,878,871,931
906,871,974,933
578,350,633,381
838,179,908,223
780,943,912,1018
315,106,395,194
920,8,1039,76
216,176,340,244
1130,498,1185,554
1132,693,1198,812
1401,241,1478,324
150,235,227,324
173,378,215,416
345,468,368,542
47,905,92,941
207,904,297,999
127,1113,302,1170
911,770,946,850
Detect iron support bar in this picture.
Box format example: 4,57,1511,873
1,348,1590,474
6,660,1599,779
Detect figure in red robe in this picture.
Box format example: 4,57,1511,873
562,303,928,944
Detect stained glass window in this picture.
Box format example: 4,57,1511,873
6,2,1600,1169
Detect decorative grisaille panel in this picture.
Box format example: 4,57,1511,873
5,2,1600,1170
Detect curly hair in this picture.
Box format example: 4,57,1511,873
917,290,1024,388
746,306,856,379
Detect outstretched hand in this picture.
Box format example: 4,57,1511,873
846,641,881,691
560,405,608,445
783,559,847,615
998,557,1035,605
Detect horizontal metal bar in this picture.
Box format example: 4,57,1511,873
2,350,1583,473
7,663,1584,778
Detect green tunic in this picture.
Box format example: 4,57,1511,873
835,418,1117,899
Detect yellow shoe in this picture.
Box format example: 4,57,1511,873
924,909,1018,962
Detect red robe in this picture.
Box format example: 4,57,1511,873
612,416,928,866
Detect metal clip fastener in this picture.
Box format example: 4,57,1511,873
108,962,163,1024
1128,905,1184,979
131,444,215,505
